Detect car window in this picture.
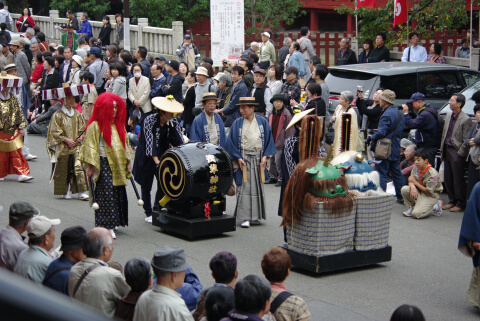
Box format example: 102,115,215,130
325,70,377,98
461,70,480,87
439,80,480,117
418,72,462,99
380,74,417,100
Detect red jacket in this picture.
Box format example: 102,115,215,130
30,62,44,84
16,16,35,32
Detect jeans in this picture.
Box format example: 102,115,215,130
375,158,405,200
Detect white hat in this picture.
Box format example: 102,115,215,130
251,41,259,47
261,32,270,38
71,55,83,66
196,66,209,77
27,215,61,238
213,72,224,82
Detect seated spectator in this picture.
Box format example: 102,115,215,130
204,287,235,321
427,42,446,64
115,257,152,321
400,144,416,182
29,51,44,91
401,148,443,219
133,246,194,321
14,215,60,283
390,304,425,321
193,251,238,321
0,202,38,271
43,226,87,295
221,274,271,321
68,227,130,317
261,246,311,321
26,98,62,136
37,32,49,52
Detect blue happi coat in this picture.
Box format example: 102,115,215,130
189,112,226,148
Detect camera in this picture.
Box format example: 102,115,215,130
222,60,227,66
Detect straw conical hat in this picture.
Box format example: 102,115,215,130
152,95,184,113
285,108,315,131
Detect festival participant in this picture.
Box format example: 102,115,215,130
0,71,33,182
78,93,132,239
45,84,89,200
190,92,226,148
225,97,276,228
132,96,184,223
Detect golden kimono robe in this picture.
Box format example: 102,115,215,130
78,121,132,229
0,94,30,177
331,105,364,158
46,106,87,195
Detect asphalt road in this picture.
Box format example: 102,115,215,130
1,134,480,321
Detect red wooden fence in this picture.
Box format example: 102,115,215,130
193,30,469,68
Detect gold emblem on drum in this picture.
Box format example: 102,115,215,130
159,154,185,200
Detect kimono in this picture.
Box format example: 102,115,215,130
225,115,275,223
46,106,87,195
189,111,226,148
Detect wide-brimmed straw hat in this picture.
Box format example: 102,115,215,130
200,92,220,103
152,95,184,113
285,108,315,131
236,97,258,106
379,89,396,105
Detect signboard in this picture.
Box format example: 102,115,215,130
210,0,244,67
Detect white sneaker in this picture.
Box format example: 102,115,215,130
241,220,250,228
145,216,152,223
403,206,414,217
432,200,443,217
109,229,116,239
64,191,72,199
78,192,89,200
18,175,33,182
25,154,38,161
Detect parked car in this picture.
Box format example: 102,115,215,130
438,79,480,121
325,62,480,115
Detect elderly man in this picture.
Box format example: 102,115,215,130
9,39,30,87
0,43,13,70
24,27,37,44
258,32,275,70
69,227,130,317
250,69,273,118
367,89,405,202
78,12,93,40
402,92,439,166
150,63,166,98
402,32,427,62
401,144,417,183
43,225,86,295
0,201,38,271
244,42,259,55
279,37,292,74
193,66,215,115
226,97,276,228
14,215,61,283
368,32,390,63
133,246,194,321
221,275,272,321
440,93,472,212
190,92,227,148
336,38,357,65
176,34,201,71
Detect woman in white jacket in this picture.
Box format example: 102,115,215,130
128,63,152,118
69,55,83,86
106,61,127,101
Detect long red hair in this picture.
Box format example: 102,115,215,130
86,92,127,149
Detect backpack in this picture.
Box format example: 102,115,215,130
424,108,444,146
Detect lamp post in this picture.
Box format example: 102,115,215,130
124,0,130,51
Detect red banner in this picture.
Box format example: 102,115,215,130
358,0,375,8
394,0,407,26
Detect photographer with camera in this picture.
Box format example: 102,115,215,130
357,87,384,159
402,92,439,166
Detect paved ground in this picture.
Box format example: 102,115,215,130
1,134,480,320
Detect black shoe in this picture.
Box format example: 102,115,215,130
396,198,404,205
265,178,277,184
275,181,282,187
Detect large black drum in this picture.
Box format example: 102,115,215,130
158,143,233,216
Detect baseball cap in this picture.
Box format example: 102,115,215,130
184,34,191,39
89,46,101,55
167,60,179,71
155,56,166,61
400,138,413,149
27,215,61,239
406,92,426,104
261,32,271,38
151,245,190,272
9,201,39,221
60,226,87,251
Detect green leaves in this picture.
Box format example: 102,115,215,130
50,0,110,20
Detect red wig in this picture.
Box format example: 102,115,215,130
86,92,127,149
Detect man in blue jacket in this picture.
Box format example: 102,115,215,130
402,92,438,166
368,89,405,203
215,65,248,135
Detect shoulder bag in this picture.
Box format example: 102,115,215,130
374,110,402,160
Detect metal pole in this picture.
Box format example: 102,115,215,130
355,0,359,56
124,0,131,52
470,0,473,69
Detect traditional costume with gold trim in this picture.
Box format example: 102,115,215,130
0,72,30,179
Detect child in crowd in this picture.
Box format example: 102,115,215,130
127,114,141,149
401,148,443,219
80,71,98,121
